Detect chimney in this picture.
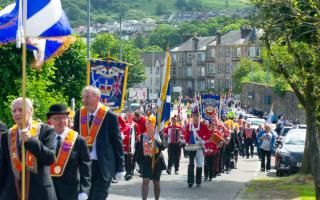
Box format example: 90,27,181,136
240,25,252,39
192,35,199,51
216,32,221,45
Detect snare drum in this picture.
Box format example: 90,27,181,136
185,144,202,151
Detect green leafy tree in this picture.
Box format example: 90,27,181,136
134,33,147,49
91,33,145,85
148,24,180,50
251,0,320,196
155,2,167,15
143,45,163,52
52,37,87,108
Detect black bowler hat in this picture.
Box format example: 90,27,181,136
47,103,70,118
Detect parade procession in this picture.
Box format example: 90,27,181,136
1,0,319,200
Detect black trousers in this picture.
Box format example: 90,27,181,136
187,151,202,186
204,155,215,179
239,142,245,157
125,154,134,176
219,146,225,173
245,143,254,158
89,161,112,200
261,149,271,170
167,143,181,171
224,150,232,171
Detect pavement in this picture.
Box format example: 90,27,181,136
108,153,261,200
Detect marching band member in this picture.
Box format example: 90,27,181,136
203,139,218,181
184,107,210,188
74,86,125,199
47,104,91,200
140,115,166,200
123,111,140,180
133,110,147,173
0,97,56,200
163,115,185,175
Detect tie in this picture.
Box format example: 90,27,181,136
89,114,94,127
56,136,62,156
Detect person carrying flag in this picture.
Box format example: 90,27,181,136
140,115,166,200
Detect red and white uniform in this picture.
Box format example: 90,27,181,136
163,125,184,144
184,122,211,144
122,122,140,154
204,140,218,157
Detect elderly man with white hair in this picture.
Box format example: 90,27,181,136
0,97,57,200
73,86,125,200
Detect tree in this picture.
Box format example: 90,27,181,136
0,44,67,125
134,33,146,49
52,37,87,108
155,2,166,15
143,45,163,52
232,58,270,93
251,0,320,197
148,24,180,49
91,33,146,86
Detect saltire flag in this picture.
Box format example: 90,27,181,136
89,59,128,112
156,50,171,134
0,0,73,67
201,94,221,121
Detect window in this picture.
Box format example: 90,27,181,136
237,47,241,57
187,53,192,62
172,66,176,76
150,66,153,75
149,79,153,85
226,63,231,73
186,66,192,76
207,63,215,74
200,81,206,91
156,66,160,74
232,48,237,57
226,47,231,57
201,67,206,76
255,47,261,57
218,63,221,73
248,46,256,57
219,47,223,57
172,53,177,64
210,48,215,58
156,78,160,85
208,79,215,89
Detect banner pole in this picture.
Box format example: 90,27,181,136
21,0,28,199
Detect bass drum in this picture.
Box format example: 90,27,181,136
184,144,202,151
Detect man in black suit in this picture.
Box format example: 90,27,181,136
74,86,125,200
0,97,57,200
47,103,91,200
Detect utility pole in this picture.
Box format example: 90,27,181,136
119,14,122,61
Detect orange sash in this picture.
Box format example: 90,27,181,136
51,129,78,177
9,122,39,178
80,105,108,146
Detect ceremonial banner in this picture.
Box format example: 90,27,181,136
90,60,128,112
201,94,220,121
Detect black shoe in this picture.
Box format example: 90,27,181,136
208,178,212,181
196,184,201,187
166,169,171,175
260,168,265,172
175,171,179,174
188,183,193,188
204,177,208,181
218,173,221,176
226,171,230,174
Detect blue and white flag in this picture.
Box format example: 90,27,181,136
90,60,128,112
201,94,221,121
156,51,171,133
0,0,73,66
0,0,71,43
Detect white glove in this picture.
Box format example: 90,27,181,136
115,171,126,181
201,140,206,145
181,139,185,144
154,132,161,143
78,193,88,200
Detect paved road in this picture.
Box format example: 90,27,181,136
108,153,260,200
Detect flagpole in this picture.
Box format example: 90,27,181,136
86,0,91,85
21,0,28,199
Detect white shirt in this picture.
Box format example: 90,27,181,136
55,128,69,144
89,104,101,160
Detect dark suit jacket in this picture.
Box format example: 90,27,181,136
0,124,57,200
52,135,91,200
74,109,124,182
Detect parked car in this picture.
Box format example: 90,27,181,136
275,129,306,176
129,102,140,112
280,125,294,137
